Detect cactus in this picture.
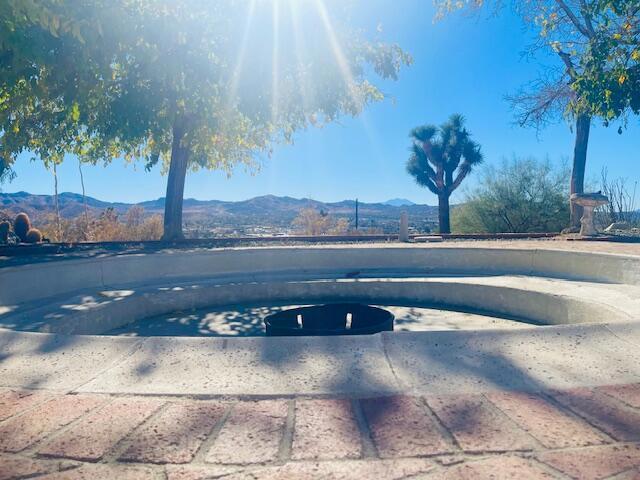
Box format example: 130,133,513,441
25,228,43,244
13,213,31,242
0,221,10,244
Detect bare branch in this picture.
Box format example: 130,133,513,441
555,0,592,38
505,75,572,130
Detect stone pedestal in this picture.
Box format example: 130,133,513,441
399,211,409,242
570,193,609,237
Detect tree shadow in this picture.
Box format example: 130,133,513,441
105,303,306,337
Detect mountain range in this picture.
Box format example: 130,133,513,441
0,191,438,233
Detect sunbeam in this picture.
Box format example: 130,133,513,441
313,0,381,157
227,0,257,108
313,0,360,109
287,0,315,122
271,0,280,123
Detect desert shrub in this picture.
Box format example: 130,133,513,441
125,205,144,230
329,218,350,235
292,208,333,235
40,213,91,243
452,157,570,234
135,214,163,240
40,207,163,242
292,209,353,235
596,168,639,228
93,208,125,241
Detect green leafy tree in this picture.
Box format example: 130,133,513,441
406,114,483,234
571,1,640,122
1,1,119,179
1,1,411,241
452,157,570,233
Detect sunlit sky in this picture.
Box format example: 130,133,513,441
4,0,639,205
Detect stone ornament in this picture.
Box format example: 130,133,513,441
570,193,609,237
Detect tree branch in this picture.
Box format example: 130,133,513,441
557,49,577,78
555,0,592,38
420,177,440,195
449,165,470,194
578,0,596,37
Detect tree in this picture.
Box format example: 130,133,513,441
572,1,640,123
1,1,411,240
452,157,570,233
1,1,116,178
292,208,332,236
116,1,411,240
406,114,483,234
435,0,639,228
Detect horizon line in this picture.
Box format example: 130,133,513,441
0,190,430,207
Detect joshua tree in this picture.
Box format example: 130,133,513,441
407,114,483,233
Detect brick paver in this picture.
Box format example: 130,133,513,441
427,394,537,452
292,399,361,460
119,401,226,464
0,389,52,422
0,395,105,453
598,384,640,409
552,388,640,441
486,391,608,448
167,458,435,480
424,456,557,479
538,443,640,480
0,454,75,480
361,395,453,458
0,385,639,478
616,468,640,480
38,463,157,479
38,397,164,461
205,399,288,464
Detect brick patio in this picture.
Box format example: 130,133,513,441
1,384,639,479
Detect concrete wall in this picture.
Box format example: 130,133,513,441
1,245,637,335
28,279,627,335
2,246,639,306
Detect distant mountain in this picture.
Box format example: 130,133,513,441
384,198,416,207
0,191,438,232
0,191,131,220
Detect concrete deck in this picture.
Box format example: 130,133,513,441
1,323,639,397
1,240,639,478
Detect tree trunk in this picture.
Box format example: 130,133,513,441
570,114,591,227
162,121,190,241
78,160,90,240
438,192,451,234
53,163,61,241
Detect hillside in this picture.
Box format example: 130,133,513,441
0,192,438,235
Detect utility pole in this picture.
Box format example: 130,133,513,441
355,198,359,230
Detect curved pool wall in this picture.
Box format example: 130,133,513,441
1,245,639,335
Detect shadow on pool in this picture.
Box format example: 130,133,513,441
104,303,531,337
105,304,300,337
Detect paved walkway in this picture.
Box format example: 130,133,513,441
1,384,640,479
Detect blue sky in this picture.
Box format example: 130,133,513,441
4,0,639,205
